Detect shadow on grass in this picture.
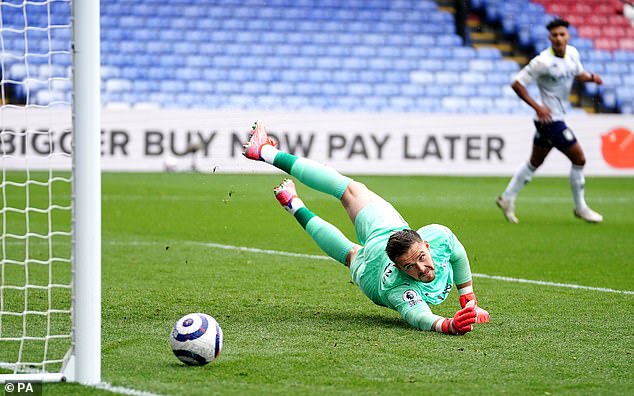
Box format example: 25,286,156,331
314,310,412,331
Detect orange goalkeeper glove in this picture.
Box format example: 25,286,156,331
460,292,490,323
439,301,477,335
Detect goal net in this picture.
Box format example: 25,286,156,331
0,0,100,384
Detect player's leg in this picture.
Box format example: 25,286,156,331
496,145,547,223
243,121,351,200
274,178,361,267
561,142,603,223
496,124,551,223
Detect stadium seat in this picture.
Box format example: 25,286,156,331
388,96,416,112
400,84,426,97
361,96,389,112
347,84,373,97
18,0,624,114
441,97,470,113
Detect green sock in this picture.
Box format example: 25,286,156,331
273,152,351,199
294,207,354,265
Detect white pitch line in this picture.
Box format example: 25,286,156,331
470,273,634,295
122,240,634,295
94,382,166,396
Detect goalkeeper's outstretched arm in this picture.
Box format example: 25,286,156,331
400,301,478,335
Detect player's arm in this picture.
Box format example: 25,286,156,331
512,58,552,123
511,80,552,123
450,236,490,323
391,290,477,335
577,71,603,85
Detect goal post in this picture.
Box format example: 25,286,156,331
0,0,101,385
71,0,101,385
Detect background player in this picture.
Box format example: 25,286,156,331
496,18,604,224
243,121,490,335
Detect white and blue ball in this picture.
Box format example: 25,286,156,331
170,313,223,366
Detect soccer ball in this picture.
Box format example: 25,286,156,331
170,313,223,366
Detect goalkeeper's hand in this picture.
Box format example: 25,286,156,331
439,301,477,335
460,292,490,323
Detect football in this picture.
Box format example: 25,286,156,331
170,313,223,366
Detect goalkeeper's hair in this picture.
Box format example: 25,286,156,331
386,229,422,262
546,18,569,31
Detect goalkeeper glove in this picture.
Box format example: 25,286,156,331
439,301,477,335
460,292,490,323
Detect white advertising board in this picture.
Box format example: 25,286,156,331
1,108,633,176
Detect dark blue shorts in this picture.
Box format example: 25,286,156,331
533,120,578,151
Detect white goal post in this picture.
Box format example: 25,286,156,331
0,0,101,385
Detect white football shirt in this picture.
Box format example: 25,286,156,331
514,45,584,121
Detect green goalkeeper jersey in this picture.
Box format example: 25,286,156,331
351,217,468,331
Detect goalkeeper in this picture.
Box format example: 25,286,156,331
243,121,490,335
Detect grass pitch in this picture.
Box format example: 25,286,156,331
2,173,633,395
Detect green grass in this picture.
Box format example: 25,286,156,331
2,173,633,395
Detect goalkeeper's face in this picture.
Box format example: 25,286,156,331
393,240,435,283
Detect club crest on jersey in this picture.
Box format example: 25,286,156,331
402,290,422,307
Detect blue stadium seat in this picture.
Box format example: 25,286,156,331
368,58,392,70
350,45,376,58
341,58,367,70
401,47,428,58
444,60,469,72
268,82,294,96
411,35,435,47
105,79,132,93
478,84,502,98
416,97,442,112
384,72,408,84
376,47,401,58
388,96,416,112
306,70,331,83
476,47,502,59
295,83,321,96
214,81,241,94
332,70,360,84
187,80,214,94
374,84,400,96
310,96,333,109
90,0,611,113
347,83,373,97
159,80,186,94
436,35,463,47
361,97,389,112
468,97,494,113
493,97,519,114
227,69,253,82
316,57,342,69
441,97,469,113
242,82,269,95
409,71,435,85
228,95,253,109
452,85,477,97
333,96,362,111
356,71,382,84
469,60,494,72
320,83,346,96
436,72,461,85
400,84,426,97
257,95,284,109
284,96,312,110
605,63,630,75
392,59,418,71
418,59,444,71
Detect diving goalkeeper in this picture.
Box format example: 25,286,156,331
243,121,490,335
